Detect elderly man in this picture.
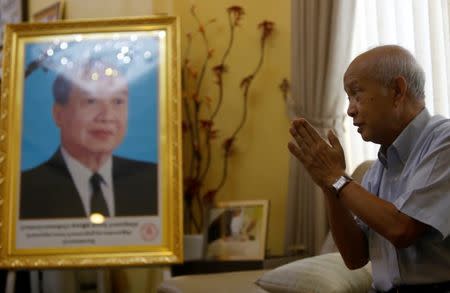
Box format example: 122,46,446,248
288,45,449,292
20,59,158,219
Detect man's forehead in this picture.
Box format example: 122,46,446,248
70,76,128,98
343,66,362,86
76,84,127,95
344,56,373,85
67,60,128,93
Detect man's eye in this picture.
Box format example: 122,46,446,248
113,98,125,105
348,93,361,102
86,98,97,104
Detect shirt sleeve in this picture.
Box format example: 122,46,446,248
393,133,450,239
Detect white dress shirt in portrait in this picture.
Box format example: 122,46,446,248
61,147,115,216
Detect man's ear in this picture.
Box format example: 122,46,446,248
52,104,63,128
392,76,407,106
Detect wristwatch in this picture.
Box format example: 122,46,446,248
330,175,353,198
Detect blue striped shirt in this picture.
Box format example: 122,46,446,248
357,108,450,291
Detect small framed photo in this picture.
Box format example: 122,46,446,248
32,1,64,23
0,16,183,268
205,200,269,260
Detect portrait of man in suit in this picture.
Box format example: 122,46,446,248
20,58,158,220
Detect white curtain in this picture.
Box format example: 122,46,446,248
343,0,450,171
285,0,357,255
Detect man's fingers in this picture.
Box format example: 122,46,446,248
289,126,299,139
291,119,315,148
327,130,346,169
287,141,306,162
300,119,324,143
289,124,312,150
327,130,343,152
289,126,312,158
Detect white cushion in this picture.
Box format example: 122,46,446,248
255,253,372,293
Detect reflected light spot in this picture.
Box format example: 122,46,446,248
60,42,68,50
121,46,129,54
123,56,131,64
105,68,113,76
94,44,102,52
90,213,105,224
60,57,68,65
144,51,152,59
117,52,124,60
46,49,54,56
75,35,83,42
91,72,99,80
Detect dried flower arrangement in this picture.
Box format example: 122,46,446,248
182,5,275,233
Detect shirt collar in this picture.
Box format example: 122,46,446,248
378,108,431,167
61,147,113,187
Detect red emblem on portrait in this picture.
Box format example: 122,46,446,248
140,223,158,241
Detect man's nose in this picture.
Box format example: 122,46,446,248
347,101,356,117
97,100,116,120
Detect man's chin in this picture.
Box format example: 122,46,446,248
360,133,379,144
88,140,121,153
91,148,116,155
86,146,116,156
359,131,371,142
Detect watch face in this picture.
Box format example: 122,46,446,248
332,176,350,192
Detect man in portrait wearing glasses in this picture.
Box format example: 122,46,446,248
20,59,158,219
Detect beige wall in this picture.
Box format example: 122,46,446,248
173,0,291,256
29,0,153,20
28,0,291,290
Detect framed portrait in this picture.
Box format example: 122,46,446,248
205,200,269,260
0,16,183,268
32,1,64,23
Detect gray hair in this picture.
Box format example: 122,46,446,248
367,45,426,100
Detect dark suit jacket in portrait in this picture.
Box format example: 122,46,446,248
20,149,158,219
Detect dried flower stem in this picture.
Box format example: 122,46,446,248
214,21,273,193
183,6,218,233
199,9,238,184
182,6,274,234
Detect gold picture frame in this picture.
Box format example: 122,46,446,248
0,16,183,268
205,200,269,260
32,1,64,23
